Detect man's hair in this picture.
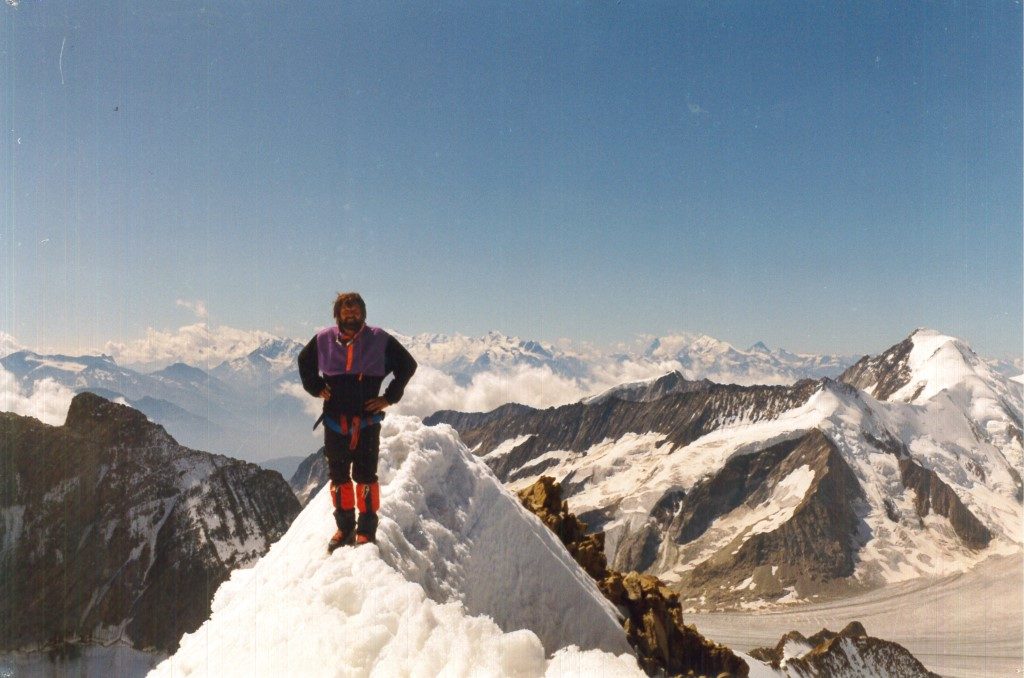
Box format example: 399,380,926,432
333,292,366,320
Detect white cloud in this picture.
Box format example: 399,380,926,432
176,298,209,319
0,365,75,426
391,365,584,418
0,332,22,358
587,357,684,389
105,322,281,369
277,381,323,418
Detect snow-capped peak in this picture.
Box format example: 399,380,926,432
641,333,730,360
394,331,587,383
252,336,304,360
840,328,1020,408
894,328,991,402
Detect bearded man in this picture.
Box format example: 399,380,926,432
298,292,417,550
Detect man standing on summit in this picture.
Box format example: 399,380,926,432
298,292,417,551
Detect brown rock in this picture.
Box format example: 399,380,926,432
517,476,749,677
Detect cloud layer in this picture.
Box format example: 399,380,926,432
391,359,682,418
0,366,76,426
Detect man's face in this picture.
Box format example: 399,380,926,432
337,300,364,330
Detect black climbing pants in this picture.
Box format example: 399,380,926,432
324,423,380,485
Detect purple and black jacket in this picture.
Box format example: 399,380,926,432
298,324,417,419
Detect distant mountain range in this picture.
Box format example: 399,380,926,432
427,329,1023,610
2,328,1019,465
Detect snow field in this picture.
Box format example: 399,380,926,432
688,553,1024,678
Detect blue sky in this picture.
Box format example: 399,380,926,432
2,1,1020,358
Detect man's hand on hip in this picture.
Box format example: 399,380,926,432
364,397,390,413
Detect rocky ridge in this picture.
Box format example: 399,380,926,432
428,378,821,485
749,622,940,677
518,476,943,678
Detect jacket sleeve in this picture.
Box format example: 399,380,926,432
297,336,326,397
383,335,417,404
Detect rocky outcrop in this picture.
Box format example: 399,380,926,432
898,457,992,548
517,477,748,678
0,393,301,654
518,476,608,580
751,622,940,677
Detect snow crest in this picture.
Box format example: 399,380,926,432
152,415,637,677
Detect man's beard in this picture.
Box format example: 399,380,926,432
339,317,364,332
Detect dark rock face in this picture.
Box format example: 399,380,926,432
0,393,301,654
667,437,803,546
751,622,940,677
426,402,539,433
673,430,869,604
839,335,915,400
289,448,329,506
517,477,749,678
898,457,992,549
427,379,822,483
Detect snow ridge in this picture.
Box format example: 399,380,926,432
153,415,637,677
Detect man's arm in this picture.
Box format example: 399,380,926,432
382,335,417,405
297,336,327,397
